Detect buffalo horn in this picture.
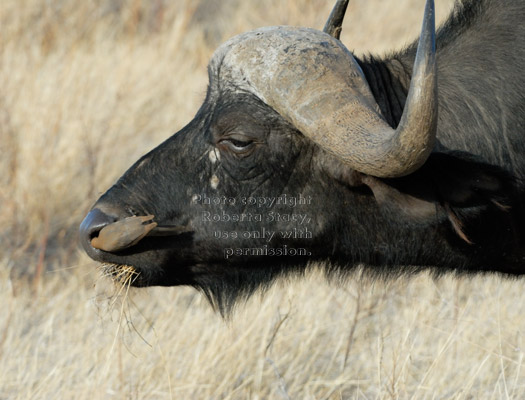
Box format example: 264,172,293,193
215,0,437,177
323,0,350,39
314,0,437,177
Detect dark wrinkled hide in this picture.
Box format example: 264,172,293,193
81,0,525,313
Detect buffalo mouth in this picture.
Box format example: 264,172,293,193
80,208,196,285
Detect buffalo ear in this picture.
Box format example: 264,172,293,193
325,150,517,243
419,152,516,209
367,152,517,241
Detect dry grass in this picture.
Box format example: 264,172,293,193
3,0,525,398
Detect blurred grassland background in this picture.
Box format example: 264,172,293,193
3,0,525,398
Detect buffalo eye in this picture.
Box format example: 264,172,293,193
218,135,256,156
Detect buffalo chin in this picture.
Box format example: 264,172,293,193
98,262,169,288
98,263,143,286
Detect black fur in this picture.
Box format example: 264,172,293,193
81,0,525,313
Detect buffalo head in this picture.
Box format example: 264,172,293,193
79,0,524,310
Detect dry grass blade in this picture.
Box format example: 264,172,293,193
99,263,141,287
95,264,143,330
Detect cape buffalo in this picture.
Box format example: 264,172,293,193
80,0,525,311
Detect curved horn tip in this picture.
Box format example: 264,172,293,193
323,0,350,39
338,0,438,179
415,0,436,69
386,0,437,177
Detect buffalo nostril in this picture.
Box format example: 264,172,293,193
79,208,117,253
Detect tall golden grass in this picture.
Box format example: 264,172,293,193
3,0,525,398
